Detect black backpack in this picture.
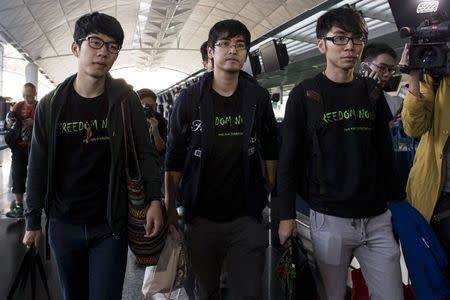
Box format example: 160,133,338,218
296,75,381,201
4,103,24,148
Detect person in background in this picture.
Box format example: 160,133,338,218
200,41,213,71
137,88,167,154
401,43,450,275
22,12,163,300
360,42,403,119
6,82,38,219
276,6,404,300
165,19,277,299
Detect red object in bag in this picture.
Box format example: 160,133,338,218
351,268,415,300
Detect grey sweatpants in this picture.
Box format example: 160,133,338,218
310,209,403,300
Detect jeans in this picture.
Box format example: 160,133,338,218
48,218,128,300
11,145,30,194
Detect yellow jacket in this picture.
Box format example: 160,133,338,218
402,75,450,221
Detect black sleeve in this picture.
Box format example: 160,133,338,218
129,92,163,202
165,88,190,172
375,93,406,201
274,85,307,220
25,95,51,230
259,89,278,160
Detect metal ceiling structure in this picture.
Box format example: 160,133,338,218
251,0,405,88
159,0,405,92
0,0,326,88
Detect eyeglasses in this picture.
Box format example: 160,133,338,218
78,36,121,54
370,62,397,75
323,35,366,45
214,40,247,51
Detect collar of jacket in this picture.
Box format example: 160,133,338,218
196,70,259,176
52,73,133,107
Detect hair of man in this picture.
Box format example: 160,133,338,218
200,41,208,63
361,42,397,62
23,82,37,94
316,5,368,40
137,88,157,101
73,12,124,47
207,19,251,52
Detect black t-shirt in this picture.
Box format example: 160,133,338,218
300,74,392,218
198,88,246,221
52,86,111,224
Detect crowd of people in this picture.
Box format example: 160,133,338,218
2,4,447,300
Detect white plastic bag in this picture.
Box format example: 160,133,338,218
142,225,188,299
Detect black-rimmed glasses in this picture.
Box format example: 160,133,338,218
370,62,397,75
78,36,121,54
214,41,247,51
323,35,366,45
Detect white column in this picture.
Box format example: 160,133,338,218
25,62,38,88
0,44,3,95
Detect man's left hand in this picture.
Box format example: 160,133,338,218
148,117,159,133
144,200,163,238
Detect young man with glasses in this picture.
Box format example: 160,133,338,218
276,6,404,300
22,12,163,300
360,43,403,118
165,19,277,299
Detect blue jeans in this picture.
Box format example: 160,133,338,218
48,218,128,300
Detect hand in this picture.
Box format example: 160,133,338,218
278,219,297,245
23,230,42,251
147,117,159,133
144,200,163,238
399,43,410,66
361,64,380,84
22,118,34,128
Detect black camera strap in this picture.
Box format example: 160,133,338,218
431,74,443,95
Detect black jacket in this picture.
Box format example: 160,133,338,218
25,74,163,235
165,71,278,222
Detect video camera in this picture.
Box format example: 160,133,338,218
388,0,450,75
143,106,155,119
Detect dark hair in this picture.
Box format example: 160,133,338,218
316,5,368,39
137,88,157,100
200,41,208,62
23,82,36,93
207,19,251,51
361,42,397,62
73,12,124,47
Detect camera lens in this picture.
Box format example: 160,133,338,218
421,48,438,64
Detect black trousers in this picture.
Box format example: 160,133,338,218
186,216,268,300
11,145,30,194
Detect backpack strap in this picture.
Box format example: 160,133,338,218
301,76,327,195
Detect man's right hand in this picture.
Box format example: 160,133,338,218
278,219,297,245
23,230,42,250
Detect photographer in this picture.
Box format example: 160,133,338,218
401,43,450,273
360,43,403,120
137,88,167,154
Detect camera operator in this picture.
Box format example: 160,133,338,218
401,43,450,274
137,88,167,154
